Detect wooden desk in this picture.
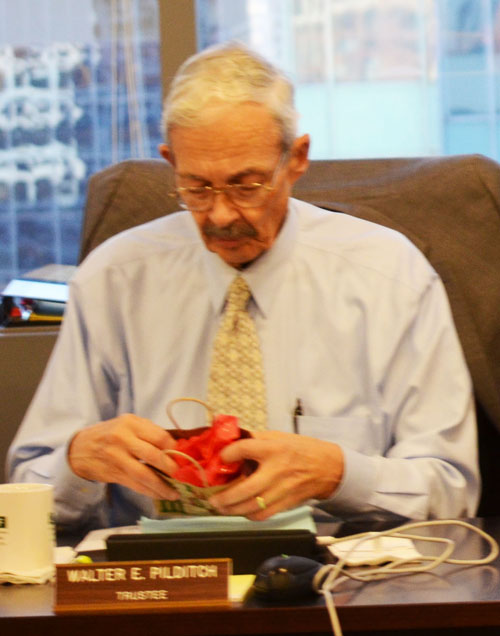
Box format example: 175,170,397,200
2,517,500,636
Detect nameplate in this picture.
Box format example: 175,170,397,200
54,558,231,614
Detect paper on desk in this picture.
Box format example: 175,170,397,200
0,564,54,585
75,525,141,553
229,574,255,601
0,547,76,584
75,507,316,553
75,507,315,554
140,505,316,534
328,535,423,566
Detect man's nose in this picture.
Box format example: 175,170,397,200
207,191,241,226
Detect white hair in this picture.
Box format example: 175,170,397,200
162,42,298,149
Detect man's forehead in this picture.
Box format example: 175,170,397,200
168,102,284,180
171,140,282,182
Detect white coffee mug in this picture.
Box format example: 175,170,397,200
0,483,55,576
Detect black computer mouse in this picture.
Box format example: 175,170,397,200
252,555,327,602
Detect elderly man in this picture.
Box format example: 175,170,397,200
8,43,478,530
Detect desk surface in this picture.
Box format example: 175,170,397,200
2,517,500,636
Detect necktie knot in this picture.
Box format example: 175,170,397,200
226,276,251,313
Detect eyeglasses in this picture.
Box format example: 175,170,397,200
170,153,288,212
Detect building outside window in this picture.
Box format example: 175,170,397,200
0,0,161,290
197,0,500,160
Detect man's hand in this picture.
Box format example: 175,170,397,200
68,414,180,500
208,430,344,519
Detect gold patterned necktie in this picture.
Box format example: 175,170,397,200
207,276,268,431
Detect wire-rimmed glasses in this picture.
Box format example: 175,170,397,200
169,152,288,212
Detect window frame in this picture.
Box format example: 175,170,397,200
158,1,198,100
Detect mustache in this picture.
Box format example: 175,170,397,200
203,222,258,239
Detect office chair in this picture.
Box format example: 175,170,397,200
80,154,500,516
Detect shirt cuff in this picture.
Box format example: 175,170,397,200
327,446,378,515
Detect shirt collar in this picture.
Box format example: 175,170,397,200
203,200,298,318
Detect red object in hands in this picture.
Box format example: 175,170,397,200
171,414,243,486
205,454,243,486
172,464,206,487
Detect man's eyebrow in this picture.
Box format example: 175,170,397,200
176,166,269,183
228,167,268,182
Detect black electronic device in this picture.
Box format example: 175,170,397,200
252,554,329,602
106,529,318,575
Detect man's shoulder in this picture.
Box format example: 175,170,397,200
74,211,199,283
95,209,197,255
293,197,410,244
291,198,437,290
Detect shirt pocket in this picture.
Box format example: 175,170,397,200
296,415,384,456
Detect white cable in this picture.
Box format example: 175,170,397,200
314,519,499,636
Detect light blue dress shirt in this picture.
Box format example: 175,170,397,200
8,199,479,529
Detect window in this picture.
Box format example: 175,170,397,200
2,0,500,290
0,0,162,289
440,0,500,156
196,0,500,160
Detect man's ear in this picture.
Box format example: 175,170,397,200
158,143,175,166
287,134,310,185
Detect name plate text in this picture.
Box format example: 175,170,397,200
54,558,231,613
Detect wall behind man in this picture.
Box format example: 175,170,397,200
0,328,57,481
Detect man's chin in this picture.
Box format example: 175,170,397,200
206,239,264,268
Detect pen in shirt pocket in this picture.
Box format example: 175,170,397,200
293,398,303,433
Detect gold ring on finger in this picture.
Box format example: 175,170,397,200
256,495,267,510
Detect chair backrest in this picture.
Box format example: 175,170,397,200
80,154,500,515
80,159,177,261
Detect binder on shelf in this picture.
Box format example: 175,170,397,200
1,264,76,327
